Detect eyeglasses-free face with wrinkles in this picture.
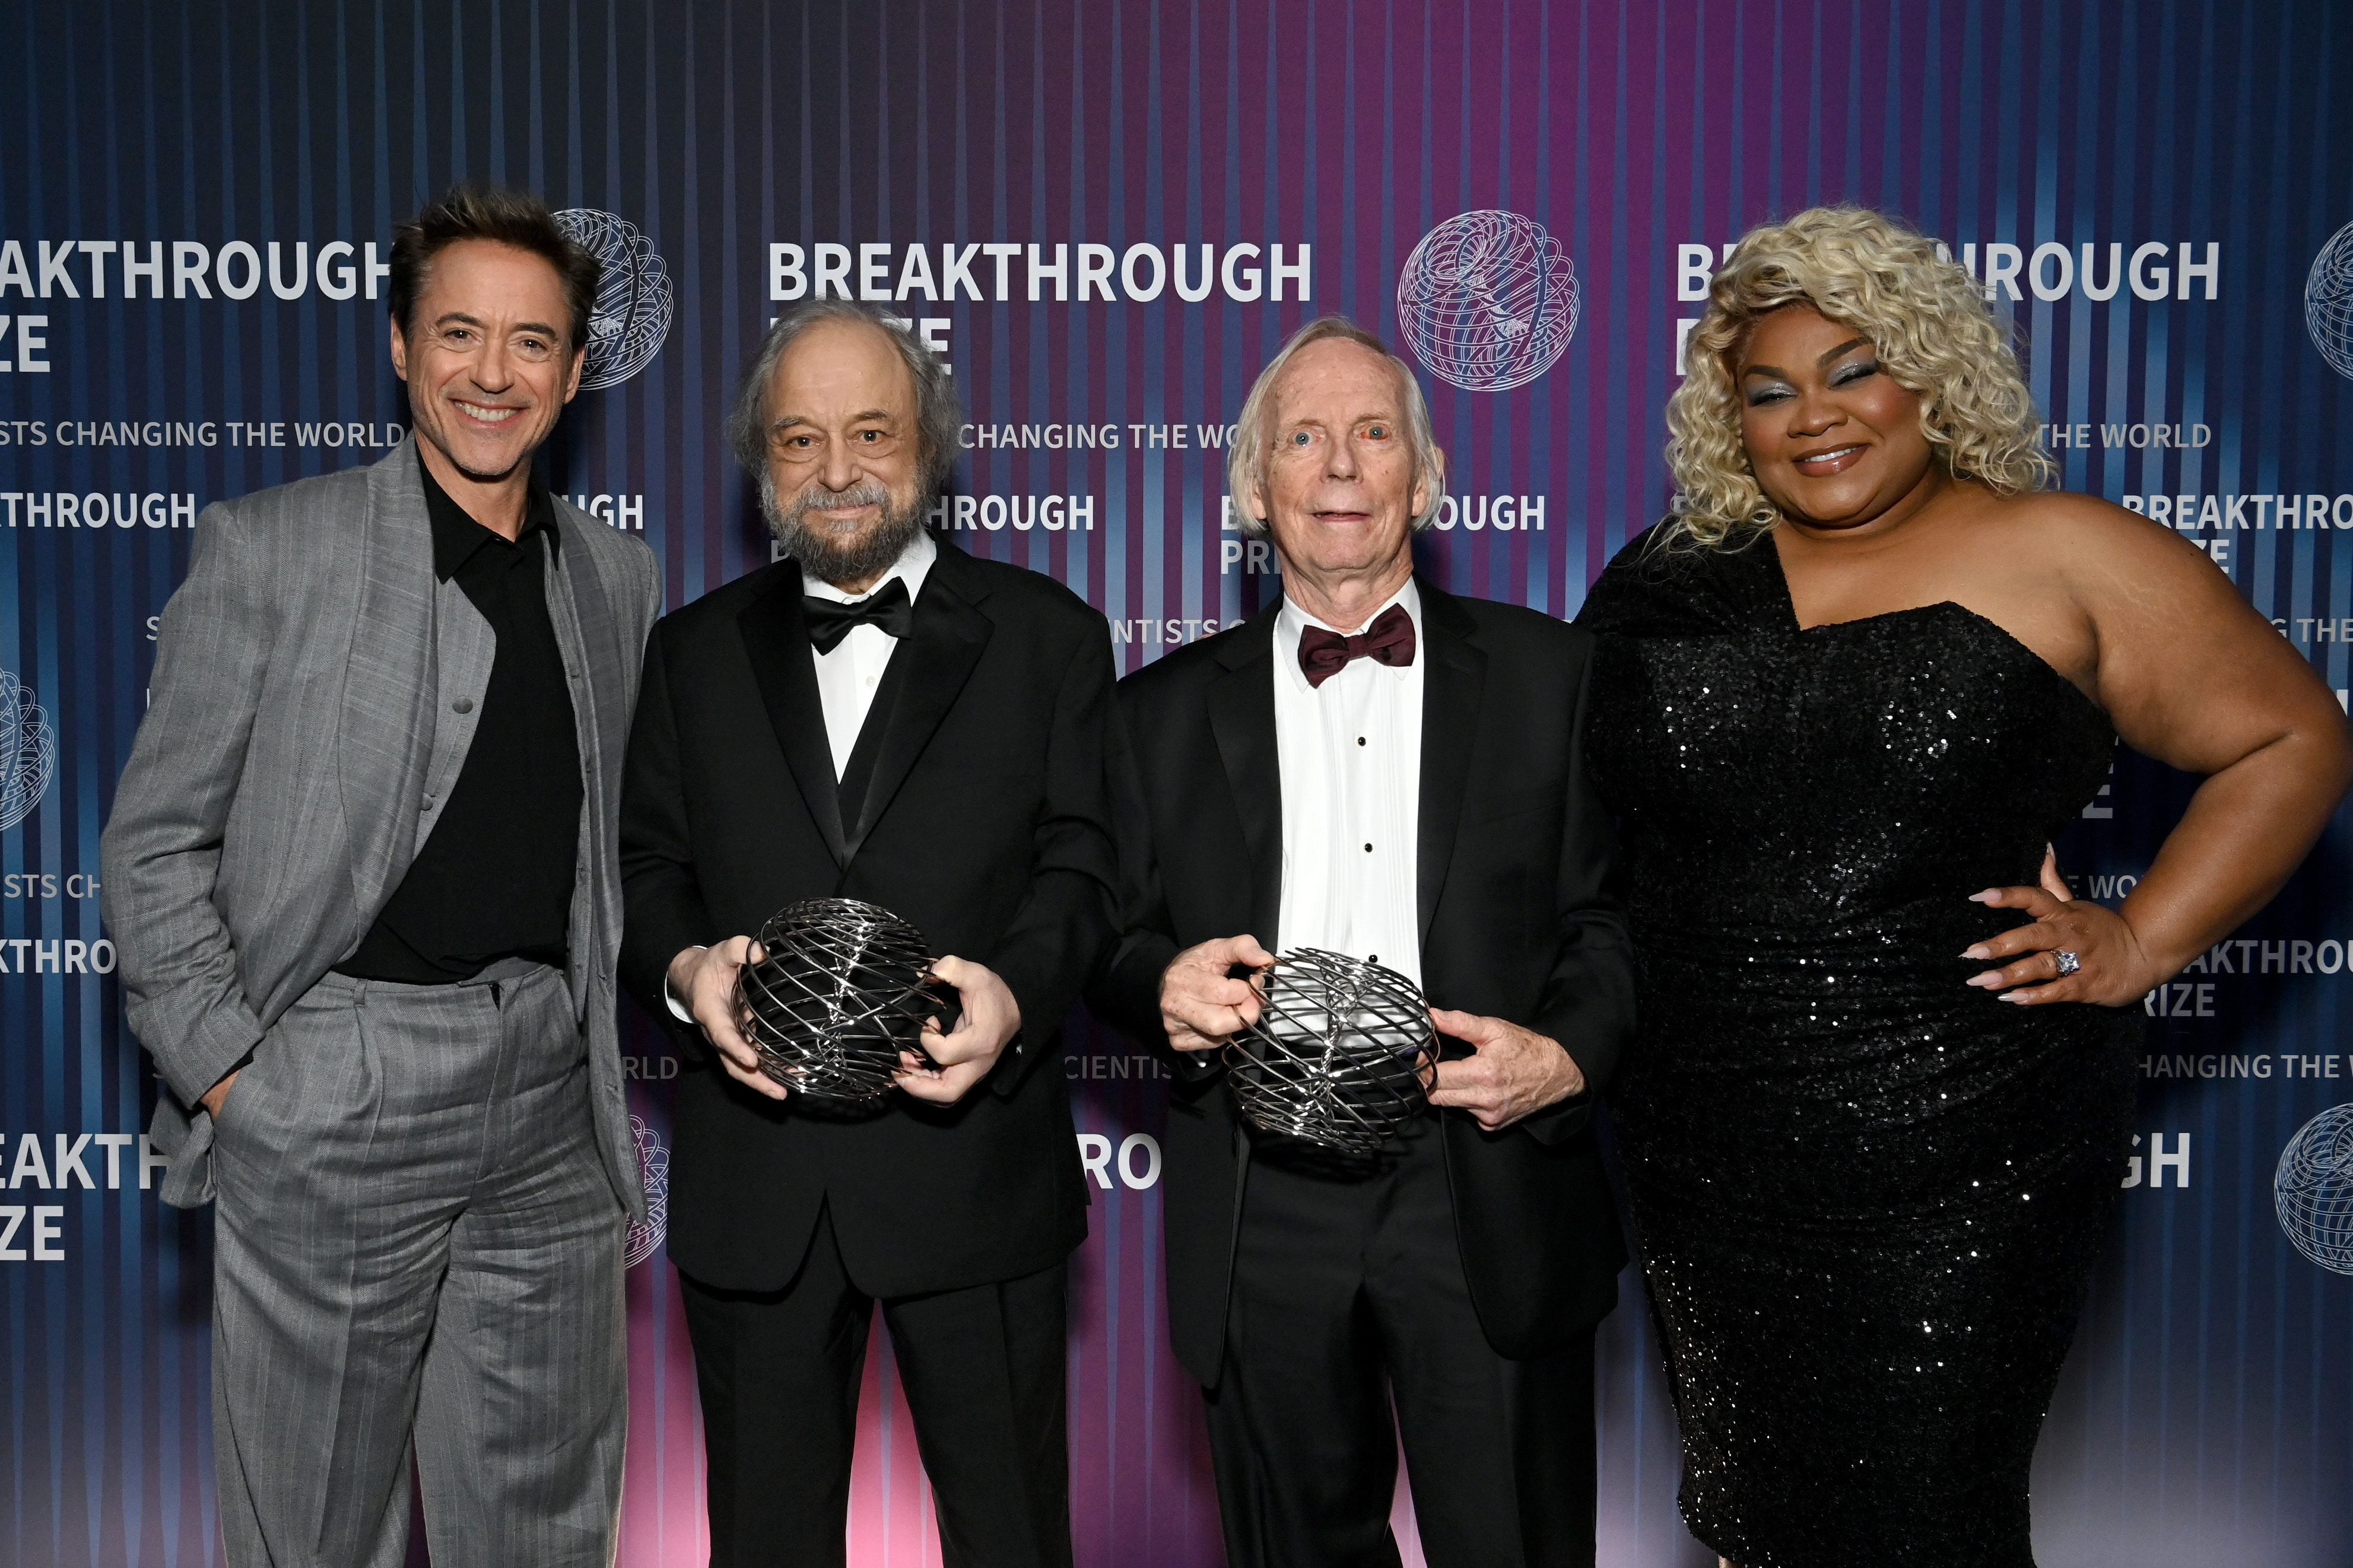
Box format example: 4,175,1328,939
1252,337,1433,589
759,317,925,540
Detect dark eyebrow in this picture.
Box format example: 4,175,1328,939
432,310,563,339
1742,338,1875,380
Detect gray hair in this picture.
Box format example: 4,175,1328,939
726,300,961,494
1225,316,1446,539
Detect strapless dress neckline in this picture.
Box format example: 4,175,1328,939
1574,525,2142,1568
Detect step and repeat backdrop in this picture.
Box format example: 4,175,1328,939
4,1,2351,1564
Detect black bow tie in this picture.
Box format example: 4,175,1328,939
803,577,914,655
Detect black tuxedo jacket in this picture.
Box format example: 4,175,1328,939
1089,582,1634,1385
619,539,1116,1298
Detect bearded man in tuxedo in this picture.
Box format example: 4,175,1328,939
619,300,1115,1568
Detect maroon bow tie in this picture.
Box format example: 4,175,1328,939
1297,604,1417,689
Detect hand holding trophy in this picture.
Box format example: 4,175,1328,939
735,898,946,1100
1224,947,1437,1156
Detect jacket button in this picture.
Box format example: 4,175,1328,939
453,696,475,714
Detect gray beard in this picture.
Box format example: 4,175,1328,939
760,473,928,587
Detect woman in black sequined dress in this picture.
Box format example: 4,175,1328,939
1576,208,2352,1568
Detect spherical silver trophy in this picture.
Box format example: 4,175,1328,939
735,898,943,1100
1224,948,1437,1156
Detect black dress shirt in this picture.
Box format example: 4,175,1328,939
336,456,583,983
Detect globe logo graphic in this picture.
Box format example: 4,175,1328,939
2304,221,2353,380
1396,210,1580,393
553,208,674,390
2275,1103,2353,1276
623,1114,671,1268
0,667,57,834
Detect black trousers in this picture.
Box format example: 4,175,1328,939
1204,1119,1599,1568
678,1204,1073,1568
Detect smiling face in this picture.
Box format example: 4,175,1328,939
1251,337,1433,590
1736,303,1942,532
389,239,583,486
758,316,929,590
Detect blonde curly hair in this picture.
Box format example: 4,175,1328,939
1662,206,2052,549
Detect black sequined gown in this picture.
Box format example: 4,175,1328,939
1577,529,2141,1568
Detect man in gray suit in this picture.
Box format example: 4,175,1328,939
101,186,661,1568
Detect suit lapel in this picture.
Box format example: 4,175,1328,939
737,562,853,867
548,509,620,791
839,540,993,864
1415,583,1486,942
1208,606,1284,949
336,440,440,926
545,506,614,1009
417,583,496,853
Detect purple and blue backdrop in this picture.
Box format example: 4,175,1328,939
5,2,2352,1564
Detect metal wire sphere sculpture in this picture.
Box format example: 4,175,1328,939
622,1115,670,1269
551,208,676,390
0,669,57,834
2306,220,2353,381
1225,948,1437,1157
2275,1102,2353,1276
736,898,942,1101
1396,209,1580,393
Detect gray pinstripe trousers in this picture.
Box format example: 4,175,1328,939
208,960,627,1568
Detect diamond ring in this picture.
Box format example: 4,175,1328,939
2052,950,2082,978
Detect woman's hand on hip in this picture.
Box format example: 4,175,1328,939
1961,855,2159,1008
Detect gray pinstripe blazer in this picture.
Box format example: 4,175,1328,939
100,438,661,1213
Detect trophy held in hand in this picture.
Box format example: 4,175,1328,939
1225,948,1436,1157
736,898,945,1101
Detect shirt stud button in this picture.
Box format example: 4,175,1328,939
1357,736,1366,746
453,696,475,714
1363,843,1373,853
